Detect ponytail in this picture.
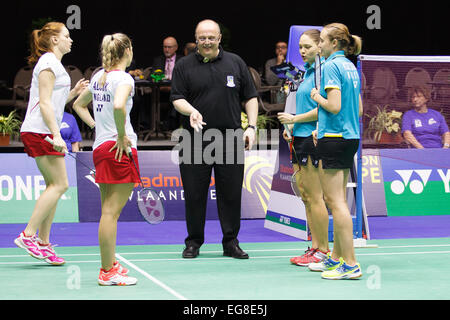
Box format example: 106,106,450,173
99,33,132,87
324,23,362,57
348,35,362,56
27,22,65,66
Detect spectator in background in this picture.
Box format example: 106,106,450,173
127,59,144,79
152,36,182,80
402,86,450,148
264,41,288,86
183,42,197,56
152,36,183,131
60,112,82,152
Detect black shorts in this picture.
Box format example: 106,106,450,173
291,136,319,168
317,137,359,169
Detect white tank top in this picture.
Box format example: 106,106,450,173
89,69,137,150
21,52,71,134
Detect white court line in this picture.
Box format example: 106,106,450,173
1,243,450,259
2,250,450,265
115,253,187,300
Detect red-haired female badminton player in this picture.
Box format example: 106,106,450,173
72,33,140,286
15,22,89,265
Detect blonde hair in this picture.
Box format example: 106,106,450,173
99,33,132,86
28,22,65,66
324,23,362,56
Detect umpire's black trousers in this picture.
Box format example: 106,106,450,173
178,129,245,249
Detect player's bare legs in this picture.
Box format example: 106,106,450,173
298,157,329,252
318,164,356,265
23,155,68,238
98,183,134,271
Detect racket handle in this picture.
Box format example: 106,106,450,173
126,146,132,157
44,136,68,154
44,136,53,144
283,124,292,139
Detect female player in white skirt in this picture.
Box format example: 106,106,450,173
15,22,88,265
73,33,140,286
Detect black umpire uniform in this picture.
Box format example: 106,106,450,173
170,47,258,258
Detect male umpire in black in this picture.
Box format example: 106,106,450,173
170,19,259,259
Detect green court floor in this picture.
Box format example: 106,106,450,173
1,238,449,300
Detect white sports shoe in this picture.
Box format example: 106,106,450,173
98,264,137,286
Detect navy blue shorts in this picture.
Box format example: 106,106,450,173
292,136,319,168
317,137,359,169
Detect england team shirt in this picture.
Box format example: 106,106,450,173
401,109,449,148
21,52,71,134
89,69,137,150
317,50,361,140
292,60,322,137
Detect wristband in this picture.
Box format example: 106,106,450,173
247,125,257,131
444,143,449,148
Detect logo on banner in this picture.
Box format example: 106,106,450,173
242,155,275,212
390,169,450,195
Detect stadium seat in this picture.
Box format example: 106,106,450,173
0,66,33,119
248,66,284,120
405,67,432,90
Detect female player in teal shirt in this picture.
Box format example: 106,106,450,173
308,23,363,280
278,29,330,267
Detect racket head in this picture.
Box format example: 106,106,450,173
314,54,321,91
137,187,165,224
291,169,302,198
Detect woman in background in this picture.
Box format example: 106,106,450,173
402,85,449,149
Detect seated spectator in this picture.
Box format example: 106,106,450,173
60,112,82,152
152,36,182,131
183,42,197,56
402,86,450,148
264,41,288,86
152,36,182,81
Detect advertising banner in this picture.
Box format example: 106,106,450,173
361,149,388,216
0,154,79,223
264,131,308,240
76,150,277,222
379,148,450,216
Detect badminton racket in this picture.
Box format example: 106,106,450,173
126,147,165,225
283,125,302,198
44,136,96,177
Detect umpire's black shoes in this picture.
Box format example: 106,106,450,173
223,244,249,259
182,246,199,258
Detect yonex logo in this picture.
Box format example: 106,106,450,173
390,169,431,194
390,169,450,194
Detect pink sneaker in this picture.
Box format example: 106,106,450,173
291,248,329,266
113,261,129,275
37,240,65,265
290,247,314,265
14,232,44,260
